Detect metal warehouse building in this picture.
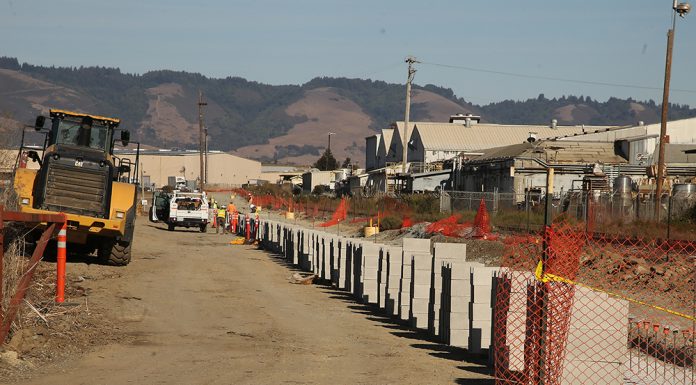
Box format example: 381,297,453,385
118,150,262,189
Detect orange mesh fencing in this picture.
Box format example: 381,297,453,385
494,216,695,385
318,197,348,227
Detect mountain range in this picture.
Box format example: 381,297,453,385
1,56,695,166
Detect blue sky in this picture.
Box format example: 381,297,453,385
2,0,696,106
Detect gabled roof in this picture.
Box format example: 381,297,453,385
380,129,394,149
413,122,609,152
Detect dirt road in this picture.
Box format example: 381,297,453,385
10,220,492,385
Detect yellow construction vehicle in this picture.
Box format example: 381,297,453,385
13,109,139,265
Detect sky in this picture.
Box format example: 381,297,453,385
2,0,696,107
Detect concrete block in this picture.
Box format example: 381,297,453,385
448,311,470,329
450,296,470,320
450,279,472,297
470,319,492,332
472,285,493,304
399,305,410,321
469,303,493,321
410,298,429,313
433,242,467,261
410,314,428,329
451,261,483,279
449,329,470,348
402,237,430,253
411,284,431,299
565,329,627,362
362,267,380,282
470,266,497,286
361,244,380,267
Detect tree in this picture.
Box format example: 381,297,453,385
313,149,338,171
341,157,352,168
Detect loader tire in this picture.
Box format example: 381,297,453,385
98,240,132,266
200,224,207,233
168,223,175,231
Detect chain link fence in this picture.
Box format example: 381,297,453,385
441,190,696,240
493,217,695,385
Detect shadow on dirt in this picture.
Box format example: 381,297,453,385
262,251,495,384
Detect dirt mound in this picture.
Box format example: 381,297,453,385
0,262,132,382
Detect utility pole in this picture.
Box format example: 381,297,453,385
327,132,335,170
198,90,207,192
205,129,209,185
402,56,418,175
655,1,690,220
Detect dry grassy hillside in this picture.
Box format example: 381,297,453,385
234,87,373,166
234,88,475,166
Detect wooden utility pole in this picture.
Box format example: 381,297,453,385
198,90,207,192
402,56,418,174
655,2,690,220
205,128,209,185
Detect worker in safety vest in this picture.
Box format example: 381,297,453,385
226,201,237,232
216,207,227,234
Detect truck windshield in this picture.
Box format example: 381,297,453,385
53,118,111,152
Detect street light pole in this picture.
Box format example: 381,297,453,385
402,57,418,175
655,1,690,220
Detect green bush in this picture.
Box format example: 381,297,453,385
379,215,402,231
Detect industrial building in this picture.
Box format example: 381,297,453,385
117,149,262,189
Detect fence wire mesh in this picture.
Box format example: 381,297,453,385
493,215,695,385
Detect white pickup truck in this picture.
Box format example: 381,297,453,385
150,190,209,232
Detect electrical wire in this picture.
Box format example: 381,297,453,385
420,60,696,94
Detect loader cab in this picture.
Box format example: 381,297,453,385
28,109,133,218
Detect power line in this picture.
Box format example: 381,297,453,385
420,60,696,94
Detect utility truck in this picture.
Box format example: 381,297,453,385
150,190,209,232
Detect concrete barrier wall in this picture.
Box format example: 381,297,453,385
255,217,628,378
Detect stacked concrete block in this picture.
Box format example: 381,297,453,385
315,232,323,277
561,287,628,385
309,231,316,272
292,227,301,265
468,266,498,354
299,229,310,271
319,235,328,280
429,243,467,337
384,246,403,317
351,241,363,299
328,236,337,286
344,239,353,291
400,238,430,322
377,247,388,309
495,270,538,372
360,242,380,304
446,261,483,348
409,248,433,329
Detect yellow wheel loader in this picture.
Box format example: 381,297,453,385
13,109,139,265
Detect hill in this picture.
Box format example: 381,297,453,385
1,57,695,166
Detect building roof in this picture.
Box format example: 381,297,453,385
471,140,627,164
662,143,696,164
380,128,394,148
413,122,610,152
390,121,420,149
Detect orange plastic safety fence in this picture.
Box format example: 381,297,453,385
318,197,349,227
494,217,695,385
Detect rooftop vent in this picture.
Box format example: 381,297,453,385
449,113,481,127
550,119,558,129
